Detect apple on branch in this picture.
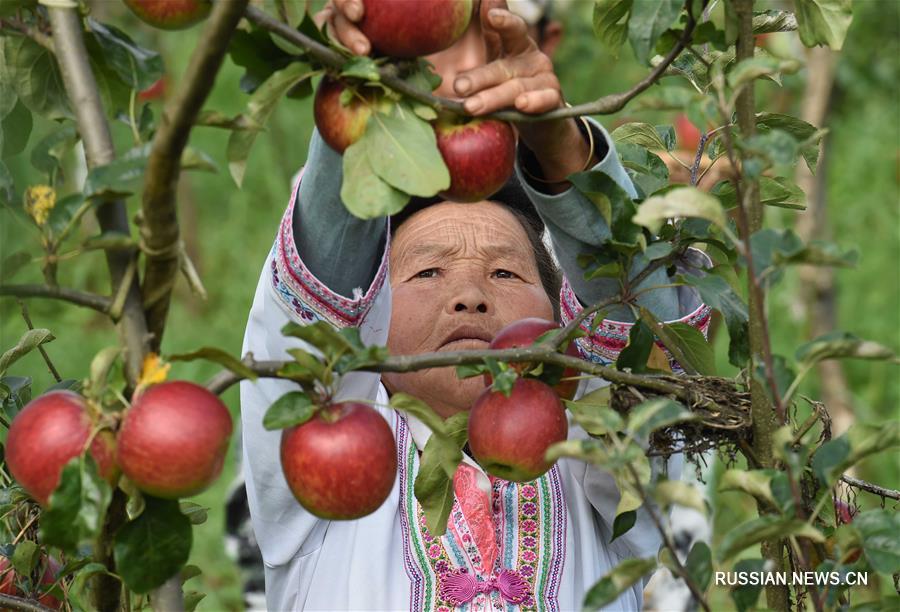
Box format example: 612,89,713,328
116,381,232,499
280,402,397,520
359,0,473,58
122,0,211,30
5,391,119,506
313,76,377,154
434,115,516,203
468,378,568,482
484,317,582,400
0,555,62,610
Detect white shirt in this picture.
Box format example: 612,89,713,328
239,192,712,611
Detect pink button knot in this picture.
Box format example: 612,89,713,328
438,568,530,605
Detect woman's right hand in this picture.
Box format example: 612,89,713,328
314,0,372,56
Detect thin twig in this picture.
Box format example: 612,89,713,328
244,1,700,122
0,284,112,313
841,475,900,501
16,300,62,382
0,594,54,612
0,18,55,52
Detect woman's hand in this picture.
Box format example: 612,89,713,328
314,0,371,56
455,0,595,188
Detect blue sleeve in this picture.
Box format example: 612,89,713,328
515,119,682,322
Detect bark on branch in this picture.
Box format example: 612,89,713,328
140,0,249,352
244,2,699,122
46,6,149,387
841,475,900,501
0,594,54,612
0,284,112,313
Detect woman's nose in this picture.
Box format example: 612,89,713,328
447,283,490,314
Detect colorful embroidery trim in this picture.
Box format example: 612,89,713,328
397,414,565,611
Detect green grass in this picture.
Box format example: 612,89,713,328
1,1,897,610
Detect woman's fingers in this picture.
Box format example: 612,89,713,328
332,9,370,55
514,88,562,114
463,73,560,115
334,0,364,22
454,52,550,97
484,8,533,56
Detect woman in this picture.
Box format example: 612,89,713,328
240,1,710,609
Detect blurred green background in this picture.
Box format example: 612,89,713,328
1,1,897,609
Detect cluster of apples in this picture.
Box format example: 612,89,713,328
5,382,232,507
282,318,575,520
313,0,517,203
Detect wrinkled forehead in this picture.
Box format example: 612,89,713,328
390,201,535,268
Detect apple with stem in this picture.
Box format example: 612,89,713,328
468,378,568,482
117,381,232,499
5,391,118,506
434,115,516,203
313,76,377,154
281,402,397,520
484,317,582,400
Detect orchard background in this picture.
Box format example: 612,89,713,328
0,0,898,611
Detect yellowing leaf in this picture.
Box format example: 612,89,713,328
139,353,170,387
24,184,56,227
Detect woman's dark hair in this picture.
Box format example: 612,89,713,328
390,178,562,319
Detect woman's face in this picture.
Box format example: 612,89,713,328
384,201,554,418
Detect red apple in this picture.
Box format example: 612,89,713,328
834,498,856,525
117,381,232,499
0,556,62,609
675,114,702,153
360,0,473,58
468,378,568,482
434,116,516,203
280,402,397,520
485,318,582,400
5,391,119,506
123,0,211,30
313,76,376,154
138,76,168,102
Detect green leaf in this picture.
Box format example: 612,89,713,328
81,231,137,252
639,307,715,376
45,193,88,237
228,28,297,94
41,456,112,553
712,176,806,210
10,540,38,576
633,186,726,234
686,541,713,591
730,558,765,611
718,469,778,506
812,422,900,487
616,320,655,374
653,480,707,514
341,56,380,81
263,391,316,430
569,170,642,248
796,331,897,366
627,0,682,65
281,320,355,361
69,562,112,612
0,328,55,376
593,0,632,57
756,112,822,172
610,510,636,542
114,496,192,594
184,591,207,612
413,411,467,536
1,35,71,120
750,228,857,288
168,347,258,381
676,273,749,367
87,18,164,91
718,515,824,561
728,56,801,89
389,393,446,436
626,397,697,441
30,125,79,177
1,99,32,158
83,147,149,199
644,241,673,261
195,110,264,132
228,62,315,187
89,346,122,392
752,10,799,34
583,557,657,609
179,501,209,526
564,387,622,437
340,139,410,219
365,104,449,197
617,142,669,199
794,0,853,49
855,509,900,574
611,122,668,151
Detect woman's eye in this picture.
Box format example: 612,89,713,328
415,268,439,279
492,269,516,279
